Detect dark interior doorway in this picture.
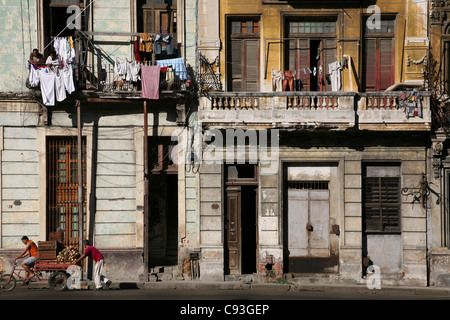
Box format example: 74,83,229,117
148,137,179,267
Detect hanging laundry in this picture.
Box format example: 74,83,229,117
154,33,173,55
141,65,161,100
139,33,153,53
156,58,188,81
271,69,284,92
328,61,342,91
39,69,56,106
61,66,75,94
135,39,143,63
29,64,41,87
55,71,67,102
114,57,129,80
166,66,175,90
399,90,423,119
128,61,141,82
282,70,296,92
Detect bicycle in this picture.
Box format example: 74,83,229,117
0,259,42,292
1,259,76,292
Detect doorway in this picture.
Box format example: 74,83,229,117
224,165,258,275
148,137,179,267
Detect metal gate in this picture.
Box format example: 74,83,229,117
287,181,330,259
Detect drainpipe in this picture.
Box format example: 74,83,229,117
76,100,84,280
144,100,149,276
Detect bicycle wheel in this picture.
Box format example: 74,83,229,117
0,274,16,292
48,271,68,291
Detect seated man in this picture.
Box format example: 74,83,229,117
46,50,59,71
29,49,40,65
15,236,39,284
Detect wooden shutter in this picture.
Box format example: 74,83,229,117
379,38,394,91
323,39,337,92
245,39,259,92
298,39,310,92
230,39,243,91
365,39,377,92
363,177,401,232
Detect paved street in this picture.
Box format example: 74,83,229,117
1,286,449,300
1,286,447,319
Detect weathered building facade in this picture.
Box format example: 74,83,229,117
427,0,450,287
0,0,201,282
1,0,449,289
194,0,441,287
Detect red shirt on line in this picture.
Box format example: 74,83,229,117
84,246,104,263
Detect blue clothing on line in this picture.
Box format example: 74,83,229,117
156,58,188,81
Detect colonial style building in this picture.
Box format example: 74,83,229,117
0,0,201,282
0,0,449,288
195,0,440,287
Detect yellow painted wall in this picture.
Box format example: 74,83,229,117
219,0,429,93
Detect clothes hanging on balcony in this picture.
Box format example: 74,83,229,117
154,33,173,55
39,69,56,106
399,90,423,119
272,70,283,92
166,66,175,90
141,65,161,100
135,40,143,63
139,33,153,53
37,65,75,106
51,36,76,66
115,57,142,83
329,61,342,91
29,64,41,87
114,57,129,80
61,66,75,94
55,71,67,102
282,70,296,91
128,61,141,82
156,58,188,81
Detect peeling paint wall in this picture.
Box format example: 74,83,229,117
0,1,38,92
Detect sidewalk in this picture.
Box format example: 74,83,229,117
28,279,450,297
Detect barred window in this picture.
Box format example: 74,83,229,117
363,177,401,233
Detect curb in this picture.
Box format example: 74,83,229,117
25,280,450,296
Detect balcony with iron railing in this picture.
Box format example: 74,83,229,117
27,30,194,104
198,90,432,131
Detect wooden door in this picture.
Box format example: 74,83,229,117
364,38,394,92
230,39,259,92
226,186,241,275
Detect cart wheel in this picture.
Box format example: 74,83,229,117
48,272,68,291
0,274,16,292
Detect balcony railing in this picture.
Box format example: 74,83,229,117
78,61,192,96
199,91,432,131
357,92,431,131
200,92,356,129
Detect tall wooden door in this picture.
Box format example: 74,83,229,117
229,39,259,92
225,185,258,275
228,18,260,92
225,186,241,275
